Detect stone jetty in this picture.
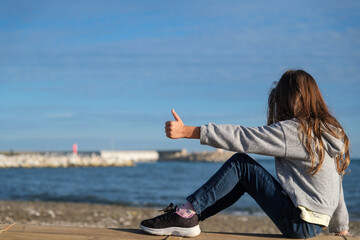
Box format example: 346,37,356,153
0,149,237,168
100,150,159,163
185,149,235,162
0,153,134,168
159,149,236,162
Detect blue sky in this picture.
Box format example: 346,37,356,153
0,0,359,157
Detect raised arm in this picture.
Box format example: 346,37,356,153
165,109,200,139
165,109,287,157
165,111,304,159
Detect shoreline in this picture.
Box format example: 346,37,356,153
0,149,237,168
0,200,359,236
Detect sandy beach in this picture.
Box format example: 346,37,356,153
0,200,358,236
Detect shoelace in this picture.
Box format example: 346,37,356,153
158,203,177,213
154,203,179,226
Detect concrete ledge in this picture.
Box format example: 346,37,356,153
0,224,358,240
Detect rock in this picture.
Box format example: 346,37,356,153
47,209,56,218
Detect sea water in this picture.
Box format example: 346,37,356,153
0,159,359,220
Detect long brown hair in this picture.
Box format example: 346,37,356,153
267,70,350,175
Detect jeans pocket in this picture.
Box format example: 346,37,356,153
301,222,325,238
311,223,324,237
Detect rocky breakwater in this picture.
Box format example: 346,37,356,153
187,149,236,162
160,149,236,162
100,150,159,163
0,153,134,168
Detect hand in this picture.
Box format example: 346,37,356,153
335,230,348,236
165,109,186,139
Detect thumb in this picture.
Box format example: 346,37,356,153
171,109,183,122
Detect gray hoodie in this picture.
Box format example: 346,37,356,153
200,119,349,232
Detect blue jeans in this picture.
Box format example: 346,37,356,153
186,153,323,238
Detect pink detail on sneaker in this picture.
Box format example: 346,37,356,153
176,201,196,219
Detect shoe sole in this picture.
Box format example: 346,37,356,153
140,224,201,237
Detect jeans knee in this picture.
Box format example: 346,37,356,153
226,153,260,172
228,153,255,164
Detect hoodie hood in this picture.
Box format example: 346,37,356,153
322,131,345,158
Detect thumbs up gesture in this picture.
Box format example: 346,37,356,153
165,109,186,139
165,109,200,139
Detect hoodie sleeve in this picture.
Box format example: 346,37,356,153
200,122,287,157
328,179,349,233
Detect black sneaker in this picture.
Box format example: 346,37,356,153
140,203,201,237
